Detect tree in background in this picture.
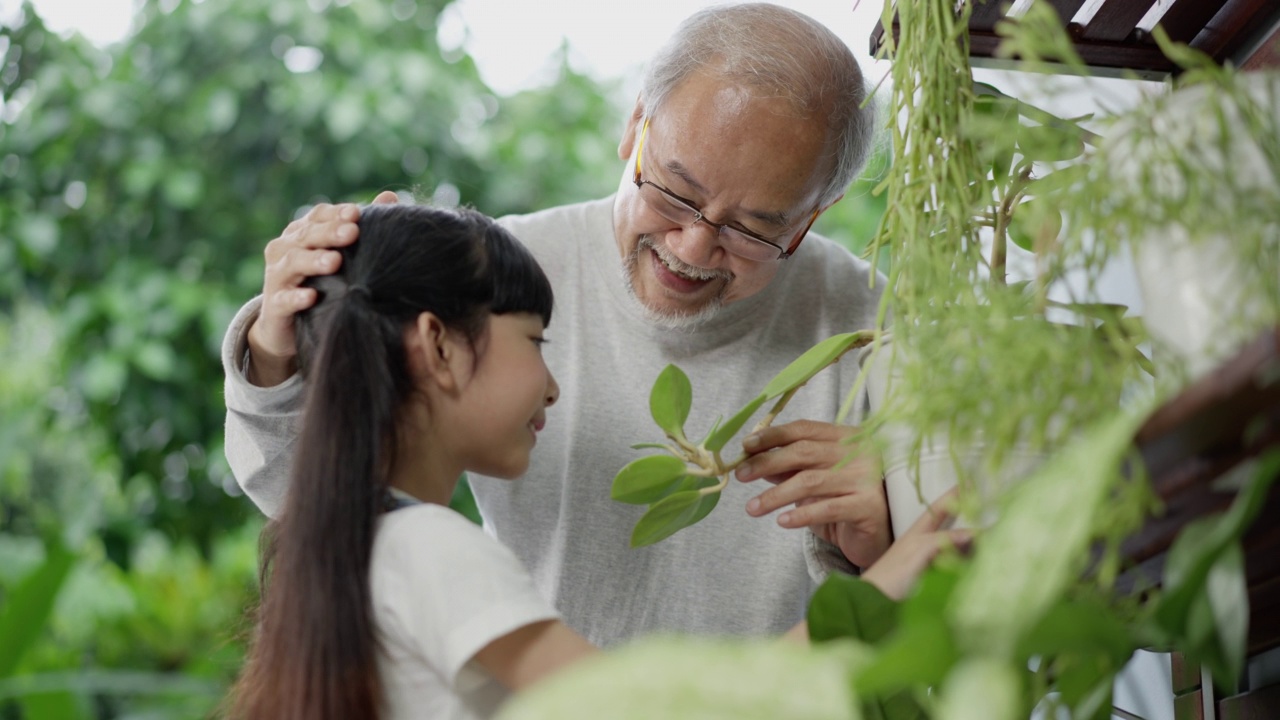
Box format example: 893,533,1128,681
0,0,885,716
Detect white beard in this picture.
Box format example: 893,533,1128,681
621,236,732,330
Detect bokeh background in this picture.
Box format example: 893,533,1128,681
0,1,888,717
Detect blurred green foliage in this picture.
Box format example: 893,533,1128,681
0,0,886,716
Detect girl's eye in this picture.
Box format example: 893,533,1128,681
532,337,548,347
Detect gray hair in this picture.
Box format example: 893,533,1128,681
639,3,878,207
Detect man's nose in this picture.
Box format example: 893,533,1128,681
666,220,724,268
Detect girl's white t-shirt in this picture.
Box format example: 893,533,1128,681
370,501,560,720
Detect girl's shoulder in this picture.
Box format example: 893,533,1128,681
376,503,491,548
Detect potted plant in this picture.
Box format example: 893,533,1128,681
1092,51,1280,382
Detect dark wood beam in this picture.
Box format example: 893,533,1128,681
1157,0,1231,45
1081,0,1159,42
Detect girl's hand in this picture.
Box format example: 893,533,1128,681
860,488,973,601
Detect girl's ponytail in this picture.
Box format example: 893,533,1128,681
228,203,553,720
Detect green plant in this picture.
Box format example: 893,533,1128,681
860,0,1150,483
610,331,876,546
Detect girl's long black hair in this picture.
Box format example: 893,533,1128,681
229,204,552,720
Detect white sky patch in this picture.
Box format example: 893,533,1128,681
447,0,892,97
0,0,135,46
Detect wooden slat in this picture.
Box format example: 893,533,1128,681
868,0,1275,74
1156,0,1231,45
1216,682,1280,719
1081,0,1159,42
968,29,1176,71
1044,0,1090,24
970,0,1011,32
1182,0,1280,58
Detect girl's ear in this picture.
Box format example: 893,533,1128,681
618,96,645,161
407,312,464,391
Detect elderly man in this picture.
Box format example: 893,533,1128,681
223,3,893,647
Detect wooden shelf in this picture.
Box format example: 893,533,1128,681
1118,327,1280,658
870,0,1280,79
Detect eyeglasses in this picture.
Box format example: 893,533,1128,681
632,117,818,261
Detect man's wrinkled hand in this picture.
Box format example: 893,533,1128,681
736,419,890,570
246,190,398,386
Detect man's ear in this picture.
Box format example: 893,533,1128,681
407,312,462,391
618,96,645,161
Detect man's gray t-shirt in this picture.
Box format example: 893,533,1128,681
222,196,883,647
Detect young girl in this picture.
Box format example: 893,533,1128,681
229,203,596,720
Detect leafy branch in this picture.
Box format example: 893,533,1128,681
611,331,877,547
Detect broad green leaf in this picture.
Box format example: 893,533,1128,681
703,394,767,453
808,573,899,645
971,94,1020,182
1204,543,1248,688
18,692,88,720
899,565,961,626
1053,654,1118,720
1025,164,1087,196
499,634,866,720
854,615,957,696
761,332,870,400
0,540,76,678
649,364,693,440
1016,123,1085,163
973,81,1015,101
935,659,1023,720
630,490,721,548
1014,598,1133,664
610,455,690,505
949,408,1150,657
1007,199,1063,253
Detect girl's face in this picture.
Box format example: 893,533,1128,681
449,312,559,479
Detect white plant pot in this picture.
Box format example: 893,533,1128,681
1110,72,1280,380
859,339,1045,538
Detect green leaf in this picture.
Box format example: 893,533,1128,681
0,540,76,678
934,658,1024,720
1154,452,1280,633
1053,654,1118,720
1007,198,1063,253
854,615,957,696
1203,543,1248,688
703,394,767,453
972,94,1020,182
807,573,900,645
900,565,961,626
1015,598,1134,665
610,455,690,505
17,692,88,720
629,442,672,451
1016,123,1085,163
1025,164,1087,196
649,364,693,441
630,490,721,548
761,332,870,400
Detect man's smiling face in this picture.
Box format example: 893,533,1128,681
611,70,833,325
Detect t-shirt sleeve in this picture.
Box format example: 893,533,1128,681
371,505,560,685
